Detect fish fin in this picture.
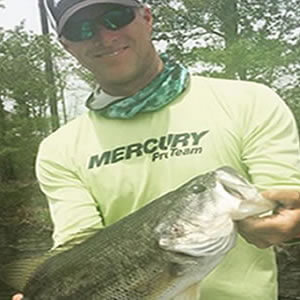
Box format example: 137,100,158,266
173,283,201,300
0,256,49,291
53,227,100,251
0,230,98,291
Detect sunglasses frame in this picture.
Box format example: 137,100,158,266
61,6,137,42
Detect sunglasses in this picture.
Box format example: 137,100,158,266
61,6,136,42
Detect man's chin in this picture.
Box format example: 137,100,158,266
98,70,141,88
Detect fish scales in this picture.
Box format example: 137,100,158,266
23,175,212,299
6,167,274,300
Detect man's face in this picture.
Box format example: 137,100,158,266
60,4,154,89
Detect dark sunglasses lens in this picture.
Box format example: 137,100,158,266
62,7,135,42
79,22,94,40
63,21,94,41
101,8,135,31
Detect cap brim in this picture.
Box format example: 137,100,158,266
58,0,140,35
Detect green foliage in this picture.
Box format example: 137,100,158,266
149,0,300,128
0,1,299,186
0,26,66,183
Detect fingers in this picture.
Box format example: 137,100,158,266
12,294,23,300
262,190,300,209
237,190,300,248
237,216,276,248
237,207,300,248
261,189,300,238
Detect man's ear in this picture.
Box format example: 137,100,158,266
141,6,153,36
143,6,153,23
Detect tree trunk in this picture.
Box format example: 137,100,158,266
217,0,247,80
39,0,60,131
0,99,16,182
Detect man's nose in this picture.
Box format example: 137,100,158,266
92,25,120,45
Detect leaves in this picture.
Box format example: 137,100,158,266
0,1,299,184
148,0,300,127
0,26,69,183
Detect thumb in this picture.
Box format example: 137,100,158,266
12,294,24,300
261,190,300,209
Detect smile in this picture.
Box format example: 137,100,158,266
95,47,129,58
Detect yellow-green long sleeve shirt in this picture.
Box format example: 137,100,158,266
36,76,300,300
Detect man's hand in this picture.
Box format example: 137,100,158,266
237,190,300,248
12,294,23,300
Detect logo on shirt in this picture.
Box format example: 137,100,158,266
88,130,209,169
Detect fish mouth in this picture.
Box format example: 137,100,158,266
215,167,249,200
221,183,245,200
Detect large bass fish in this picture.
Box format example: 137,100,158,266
4,167,274,299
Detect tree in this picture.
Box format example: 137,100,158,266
0,26,67,183
149,0,300,127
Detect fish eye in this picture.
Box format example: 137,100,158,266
191,184,206,194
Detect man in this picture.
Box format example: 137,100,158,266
13,0,300,299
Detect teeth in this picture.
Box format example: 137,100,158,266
107,51,119,57
100,47,127,58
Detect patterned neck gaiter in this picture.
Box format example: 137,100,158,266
86,55,190,119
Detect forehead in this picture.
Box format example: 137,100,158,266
69,4,124,22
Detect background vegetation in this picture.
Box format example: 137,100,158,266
0,0,299,299
0,0,299,187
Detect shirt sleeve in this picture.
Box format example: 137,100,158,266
36,138,103,249
240,83,300,190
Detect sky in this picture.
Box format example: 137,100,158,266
0,0,89,116
0,0,41,33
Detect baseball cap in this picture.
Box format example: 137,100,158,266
44,0,142,35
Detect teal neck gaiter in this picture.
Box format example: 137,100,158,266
86,55,190,119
